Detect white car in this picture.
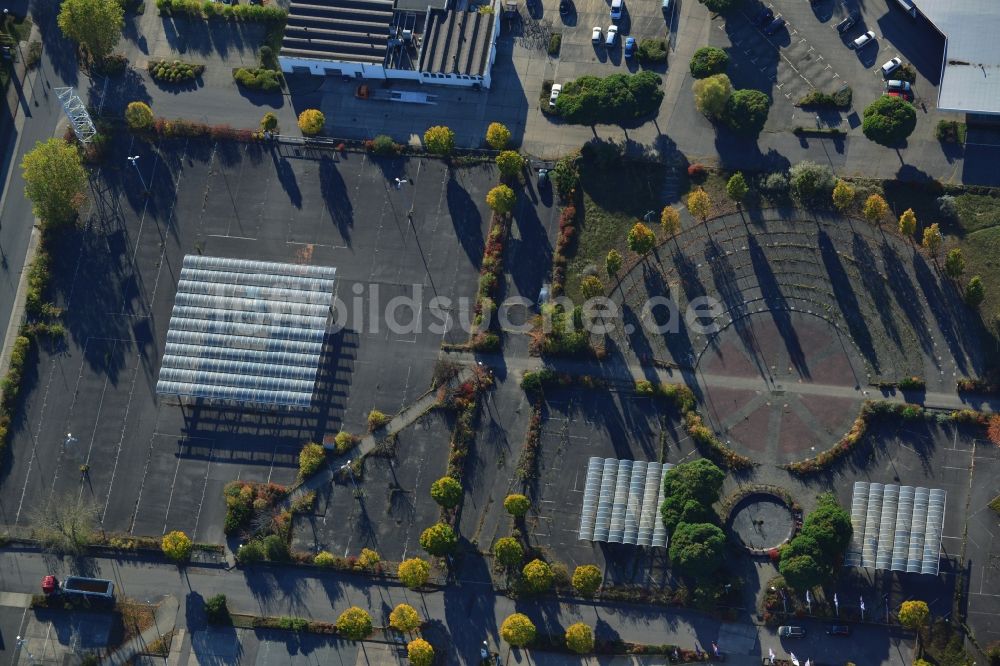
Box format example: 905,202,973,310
605,24,618,46
548,83,562,108
592,26,602,43
610,0,623,20
881,56,902,76
852,30,876,49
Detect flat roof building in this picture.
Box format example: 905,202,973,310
279,0,500,88
915,0,1000,115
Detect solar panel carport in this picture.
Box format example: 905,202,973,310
844,482,946,575
579,457,673,548
156,256,336,409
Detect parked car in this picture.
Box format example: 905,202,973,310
881,56,902,76
827,625,851,636
886,90,914,101
755,5,775,26
610,0,623,20
606,24,619,45
662,0,672,14
764,15,786,35
778,626,806,638
835,11,859,33
548,83,562,108
852,30,876,49
592,26,603,43
624,36,637,57
886,79,912,93
538,169,550,186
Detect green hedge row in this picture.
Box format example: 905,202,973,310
156,0,286,21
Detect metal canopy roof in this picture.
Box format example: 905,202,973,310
845,482,946,576
579,457,673,548
156,255,336,408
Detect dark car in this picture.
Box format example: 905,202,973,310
827,625,851,636
836,11,859,33
764,15,786,34
755,5,774,26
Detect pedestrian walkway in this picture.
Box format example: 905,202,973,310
104,595,179,666
283,365,478,507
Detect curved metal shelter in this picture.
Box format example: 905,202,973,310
578,457,673,548
156,255,336,408
845,481,946,576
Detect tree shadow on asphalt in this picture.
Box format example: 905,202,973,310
817,229,880,373
747,234,809,378
446,174,485,268
28,0,79,86
319,154,354,247
160,14,261,60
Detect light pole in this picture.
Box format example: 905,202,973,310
16,636,37,664
127,155,148,192
340,460,358,495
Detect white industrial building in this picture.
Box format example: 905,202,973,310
278,0,501,89
916,0,1000,115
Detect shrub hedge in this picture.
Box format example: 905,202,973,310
233,67,282,92
149,59,204,83
156,0,286,21
553,71,663,125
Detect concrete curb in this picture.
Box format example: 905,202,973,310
0,223,39,381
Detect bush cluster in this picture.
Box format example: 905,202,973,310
149,59,204,83
862,95,917,146
156,0,286,21
785,400,930,474
333,431,360,454
935,120,964,144
553,71,663,125
150,118,256,141
689,46,728,78
204,594,230,624
0,335,33,455
473,213,509,334
796,86,852,109
234,67,282,92
548,203,578,297
223,480,287,534
778,493,852,590
637,38,667,64
298,442,325,478
443,369,492,478
551,153,579,202
368,134,399,155
516,400,543,481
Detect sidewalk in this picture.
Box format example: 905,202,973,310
104,595,180,666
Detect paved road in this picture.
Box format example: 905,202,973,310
0,550,915,666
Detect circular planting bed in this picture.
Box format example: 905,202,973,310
727,491,797,555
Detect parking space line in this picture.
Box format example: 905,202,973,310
191,443,215,539
162,448,184,536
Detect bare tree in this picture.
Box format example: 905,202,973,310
29,494,99,555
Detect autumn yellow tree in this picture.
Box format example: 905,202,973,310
661,205,681,238
626,222,656,258
687,188,711,222
565,622,594,654
501,613,536,647
922,223,942,257
297,109,325,136
407,638,434,666
485,122,511,150
832,179,856,211
397,557,430,589
898,208,917,239
862,193,889,225
389,603,421,632
161,530,193,562
486,185,516,215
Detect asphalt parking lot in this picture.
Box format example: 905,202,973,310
291,410,453,562
542,0,672,81
528,387,699,581
0,133,495,544
714,0,944,125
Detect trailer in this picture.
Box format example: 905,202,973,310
42,575,115,600
355,84,438,104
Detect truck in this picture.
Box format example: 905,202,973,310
42,575,115,600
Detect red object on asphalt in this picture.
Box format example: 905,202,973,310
41,575,58,594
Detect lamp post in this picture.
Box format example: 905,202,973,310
340,460,358,495
127,155,148,192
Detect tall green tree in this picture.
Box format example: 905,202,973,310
944,248,965,278
605,249,623,277
659,459,724,535
627,222,656,258
57,0,124,63
21,138,88,227
898,208,917,238
922,222,942,257
726,172,749,204
692,74,732,119
669,522,726,579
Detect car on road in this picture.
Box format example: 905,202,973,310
755,5,775,26
827,625,851,636
852,30,876,49
611,0,623,20
836,11,859,33
592,26,603,43
548,83,562,108
606,24,619,45
881,56,903,76
778,626,806,638
764,15,787,35
624,36,637,57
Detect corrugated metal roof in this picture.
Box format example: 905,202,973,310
418,9,494,76
281,0,395,65
917,0,1000,114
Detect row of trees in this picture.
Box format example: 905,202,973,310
693,73,772,135
501,613,595,653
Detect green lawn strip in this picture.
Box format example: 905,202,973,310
564,159,664,301
952,192,1000,234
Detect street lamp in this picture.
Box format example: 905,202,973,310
340,460,359,495
127,155,148,192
